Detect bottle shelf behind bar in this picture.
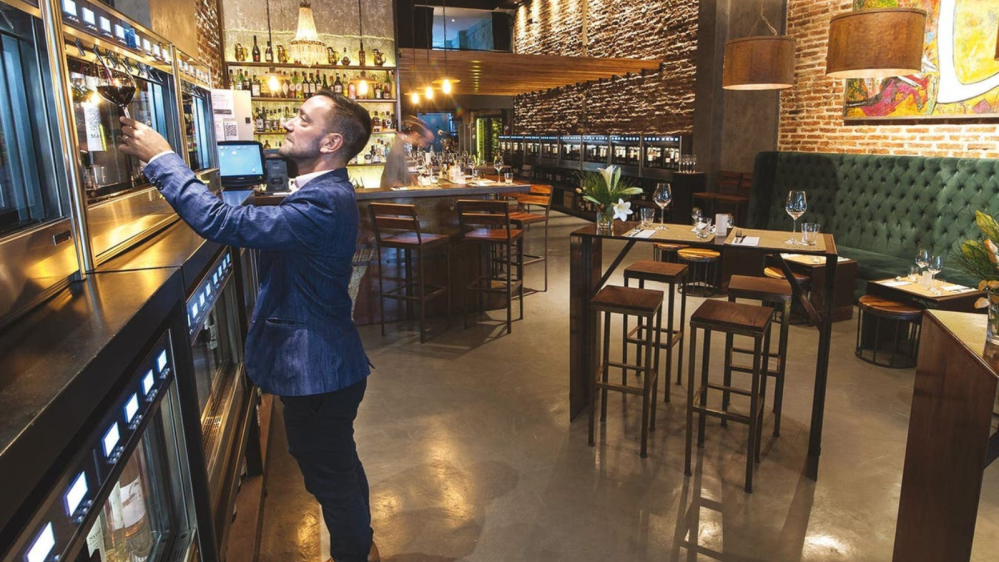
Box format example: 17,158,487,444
251,97,397,103
228,61,396,72
255,129,398,136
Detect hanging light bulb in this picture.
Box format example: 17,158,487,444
425,85,434,100
409,91,420,104
441,78,452,94
358,71,369,96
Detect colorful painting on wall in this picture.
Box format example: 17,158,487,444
844,0,999,120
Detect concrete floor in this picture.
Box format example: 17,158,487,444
258,212,999,562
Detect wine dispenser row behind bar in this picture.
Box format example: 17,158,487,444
0,0,220,329
499,133,694,179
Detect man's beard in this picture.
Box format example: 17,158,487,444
278,136,322,168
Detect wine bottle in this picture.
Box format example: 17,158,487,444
347,80,356,100
265,40,273,63
307,73,315,96
251,74,261,97
252,35,261,62
294,72,303,99
322,74,329,90
255,108,264,132
384,71,393,98
372,112,381,132
229,70,236,89
333,73,343,95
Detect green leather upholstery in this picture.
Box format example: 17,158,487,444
748,151,992,289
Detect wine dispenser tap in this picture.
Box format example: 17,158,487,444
74,37,86,58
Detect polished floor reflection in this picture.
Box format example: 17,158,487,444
259,213,999,562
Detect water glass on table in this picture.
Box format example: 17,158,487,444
691,207,702,225
695,217,713,239
640,208,656,229
504,172,513,184
801,223,821,246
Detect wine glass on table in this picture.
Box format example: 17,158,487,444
785,190,807,244
493,154,504,182
927,254,943,294
653,182,672,230
93,48,136,119
915,248,930,282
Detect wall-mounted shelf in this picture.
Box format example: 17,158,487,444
251,97,397,103
228,61,396,72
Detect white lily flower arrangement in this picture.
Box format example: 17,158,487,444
575,165,643,219
954,210,999,343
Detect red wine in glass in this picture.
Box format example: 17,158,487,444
96,82,136,113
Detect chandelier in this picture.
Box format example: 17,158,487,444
290,0,326,66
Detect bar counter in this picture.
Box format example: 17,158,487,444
257,180,532,326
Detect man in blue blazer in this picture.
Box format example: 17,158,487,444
119,91,379,562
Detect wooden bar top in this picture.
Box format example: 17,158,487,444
254,180,530,203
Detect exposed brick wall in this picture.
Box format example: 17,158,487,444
512,0,698,135
779,0,999,158
196,0,223,87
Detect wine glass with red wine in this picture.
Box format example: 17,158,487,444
92,51,136,119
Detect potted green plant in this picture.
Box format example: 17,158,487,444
954,210,999,344
575,165,643,233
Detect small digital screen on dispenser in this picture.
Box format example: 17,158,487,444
219,142,265,185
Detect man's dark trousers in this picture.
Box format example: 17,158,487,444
282,379,371,562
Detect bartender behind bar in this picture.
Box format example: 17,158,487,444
117,91,381,562
379,116,433,188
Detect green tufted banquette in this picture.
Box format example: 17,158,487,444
747,151,997,291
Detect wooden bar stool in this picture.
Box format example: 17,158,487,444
653,242,689,264
509,185,553,292
678,248,721,296
726,275,792,436
685,300,773,492
589,285,664,457
369,203,451,343
855,295,923,368
622,260,689,395
457,200,525,334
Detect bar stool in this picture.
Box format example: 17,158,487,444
678,248,721,296
622,260,688,393
855,295,923,368
726,275,792,436
685,300,773,492
369,203,451,343
457,200,524,334
653,243,689,264
589,285,663,457
509,185,553,292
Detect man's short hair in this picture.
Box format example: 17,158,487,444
314,90,372,161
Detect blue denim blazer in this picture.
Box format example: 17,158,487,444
145,153,370,396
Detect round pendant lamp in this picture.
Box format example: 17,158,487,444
826,8,926,79
723,36,795,90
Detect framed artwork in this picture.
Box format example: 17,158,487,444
844,0,999,120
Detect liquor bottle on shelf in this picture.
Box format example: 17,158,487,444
282,72,291,97
265,40,273,63
341,48,350,66
372,112,382,132
252,36,261,62
358,43,366,67
384,113,392,130
347,79,356,100
373,82,381,100
322,74,330,90
278,44,288,63
333,73,343,95
229,70,236,89
307,73,315,96
243,72,251,91
251,74,261,97
292,72,302,99
384,71,393,98
255,109,264,132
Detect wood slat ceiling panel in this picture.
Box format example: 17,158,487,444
398,48,662,96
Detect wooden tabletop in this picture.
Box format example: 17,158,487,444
870,278,982,303
573,221,837,256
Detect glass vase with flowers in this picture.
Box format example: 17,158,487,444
576,165,643,234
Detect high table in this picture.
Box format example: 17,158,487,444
569,221,839,480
